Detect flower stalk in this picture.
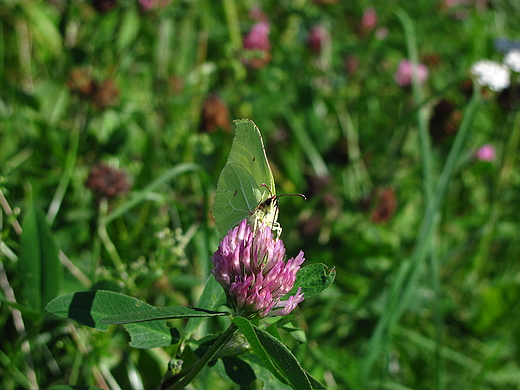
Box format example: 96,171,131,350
158,322,238,390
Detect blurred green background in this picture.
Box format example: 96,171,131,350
2,0,520,389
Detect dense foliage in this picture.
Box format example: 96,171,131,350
2,0,520,389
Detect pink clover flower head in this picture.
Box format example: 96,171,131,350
394,59,429,87
211,219,305,318
243,21,271,51
475,144,496,161
361,7,378,31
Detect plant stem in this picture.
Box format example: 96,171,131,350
159,322,238,390
47,111,83,226
222,0,241,51
98,199,134,289
0,261,38,389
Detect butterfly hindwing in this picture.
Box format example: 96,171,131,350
227,119,275,197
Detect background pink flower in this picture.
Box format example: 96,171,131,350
394,59,429,87
475,144,496,161
243,21,271,51
362,7,378,31
307,25,329,54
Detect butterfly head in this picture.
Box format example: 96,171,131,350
249,185,306,239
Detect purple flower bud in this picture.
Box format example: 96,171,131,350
211,219,305,318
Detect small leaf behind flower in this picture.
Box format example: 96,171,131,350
100,306,228,324
288,263,336,299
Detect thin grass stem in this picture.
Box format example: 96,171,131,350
361,83,481,381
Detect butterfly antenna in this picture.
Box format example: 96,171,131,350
260,183,307,201
278,193,307,200
260,183,274,196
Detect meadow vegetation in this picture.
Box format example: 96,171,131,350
2,0,520,389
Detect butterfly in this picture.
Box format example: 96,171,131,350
213,119,282,239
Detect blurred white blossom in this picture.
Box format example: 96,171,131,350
504,50,520,72
470,60,510,92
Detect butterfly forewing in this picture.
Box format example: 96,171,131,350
214,119,278,238
228,119,275,197
214,164,266,238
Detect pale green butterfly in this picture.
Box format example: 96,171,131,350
213,119,283,239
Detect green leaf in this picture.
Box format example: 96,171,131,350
45,386,103,390
185,276,227,338
254,326,313,390
117,8,140,52
241,353,292,390
45,290,176,349
305,373,327,390
233,317,325,390
19,1,62,56
288,263,336,299
100,306,228,324
106,163,201,224
233,317,288,385
18,208,62,312
211,356,258,387
233,317,323,390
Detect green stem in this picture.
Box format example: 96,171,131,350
98,199,133,289
396,8,434,200
397,10,441,388
336,104,373,199
222,0,241,51
471,110,520,276
47,113,82,226
361,83,481,381
159,322,238,390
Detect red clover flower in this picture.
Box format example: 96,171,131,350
361,7,378,32
211,219,305,318
242,21,272,68
243,21,271,52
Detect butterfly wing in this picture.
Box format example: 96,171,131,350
227,119,275,196
213,119,276,238
214,162,265,238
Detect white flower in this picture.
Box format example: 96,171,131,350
504,50,520,72
470,60,510,92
